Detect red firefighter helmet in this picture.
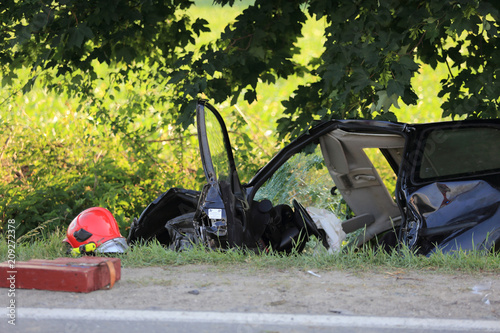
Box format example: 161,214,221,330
64,207,128,253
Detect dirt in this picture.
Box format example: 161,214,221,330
6,264,500,320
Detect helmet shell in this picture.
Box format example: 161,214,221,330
65,207,125,251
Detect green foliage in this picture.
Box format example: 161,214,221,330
0,0,206,158
178,0,500,140
0,66,204,239
0,0,198,76
0,3,277,240
2,0,499,138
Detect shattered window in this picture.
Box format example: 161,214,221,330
254,145,349,218
418,126,500,180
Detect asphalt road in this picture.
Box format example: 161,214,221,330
2,308,500,333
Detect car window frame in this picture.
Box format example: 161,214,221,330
409,121,500,185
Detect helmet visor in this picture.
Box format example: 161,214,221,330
96,237,128,253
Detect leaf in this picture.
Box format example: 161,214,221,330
322,64,343,90
374,111,398,122
351,67,371,93
15,26,33,45
386,79,405,98
1,72,18,87
371,90,400,112
249,46,266,60
31,13,48,31
80,24,94,39
260,73,276,84
201,62,216,76
168,70,189,84
244,89,257,104
67,28,82,48
22,76,38,94
398,56,420,71
177,99,197,129
401,86,418,106
192,18,210,36
115,45,136,64
71,74,83,84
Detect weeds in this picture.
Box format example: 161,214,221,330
0,230,67,261
2,233,498,274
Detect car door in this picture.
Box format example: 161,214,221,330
196,100,266,248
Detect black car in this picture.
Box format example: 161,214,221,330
128,100,500,256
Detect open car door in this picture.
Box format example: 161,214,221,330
127,100,320,252
195,100,251,248
196,101,323,252
127,101,255,250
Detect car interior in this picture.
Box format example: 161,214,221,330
319,129,405,245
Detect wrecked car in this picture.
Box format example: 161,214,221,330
127,100,500,256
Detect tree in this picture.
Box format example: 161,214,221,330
174,0,500,140
1,0,499,141
0,0,208,134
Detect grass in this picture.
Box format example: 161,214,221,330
1,231,498,274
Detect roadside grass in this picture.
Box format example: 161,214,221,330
1,231,498,275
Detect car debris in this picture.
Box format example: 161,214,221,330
127,100,500,256
306,270,321,278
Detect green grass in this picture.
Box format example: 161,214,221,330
1,231,499,274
